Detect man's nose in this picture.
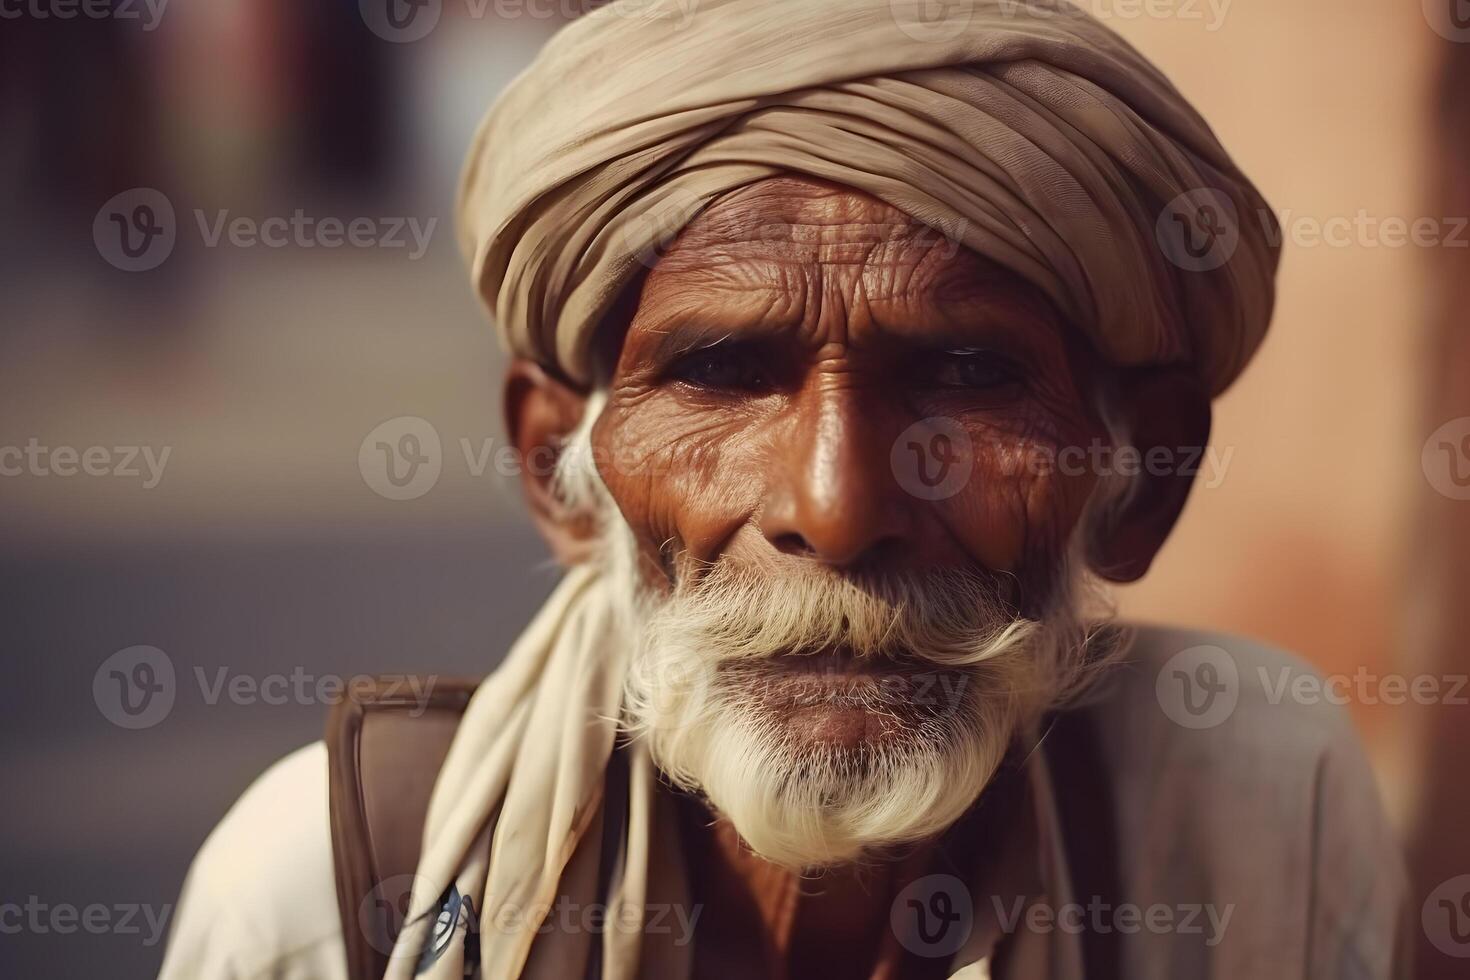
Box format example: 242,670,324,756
758,393,913,567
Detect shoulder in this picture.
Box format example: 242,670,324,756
1071,622,1396,823
1051,624,1408,977
159,742,346,980
1087,623,1363,755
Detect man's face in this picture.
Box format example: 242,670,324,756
597,176,1107,597
564,176,1117,867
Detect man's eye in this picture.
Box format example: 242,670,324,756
669,346,769,391
929,349,1023,390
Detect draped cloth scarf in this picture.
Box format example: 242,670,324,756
396,1,1282,977
387,566,696,979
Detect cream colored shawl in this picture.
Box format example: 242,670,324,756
395,1,1281,977
387,566,694,979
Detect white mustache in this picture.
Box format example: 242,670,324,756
643,558,1039,670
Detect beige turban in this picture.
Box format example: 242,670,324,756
459,0,1280,396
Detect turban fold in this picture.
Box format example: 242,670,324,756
459,0,1280,396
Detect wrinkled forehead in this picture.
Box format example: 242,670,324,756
646,175,1059,308
658,177,926,259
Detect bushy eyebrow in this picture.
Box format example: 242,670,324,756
629,317,1050,383
628,311,797,370
621,271,1067,374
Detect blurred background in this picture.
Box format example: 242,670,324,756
1,0,1466,976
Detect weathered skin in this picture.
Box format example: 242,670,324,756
599,177,1105,593
507,174,1206,750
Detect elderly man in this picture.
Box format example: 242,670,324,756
160,0,1406,977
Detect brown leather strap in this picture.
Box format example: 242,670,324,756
327,676,479,980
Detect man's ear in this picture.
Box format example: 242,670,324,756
503,358,599,566
1088,366,1212,583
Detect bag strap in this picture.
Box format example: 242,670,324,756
326,676,480,980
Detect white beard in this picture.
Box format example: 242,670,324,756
555,395,1106,871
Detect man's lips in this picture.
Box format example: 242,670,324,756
725,647,960,689
720,649,970,749
722,648,969,711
